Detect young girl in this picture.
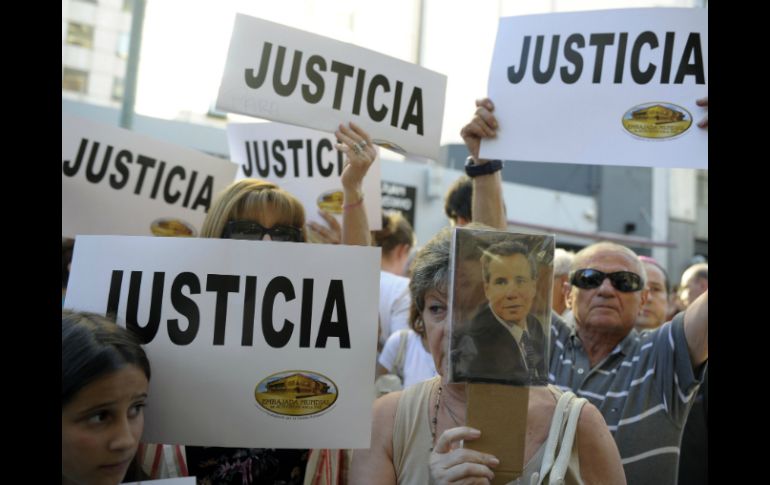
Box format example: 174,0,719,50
62,310,151,485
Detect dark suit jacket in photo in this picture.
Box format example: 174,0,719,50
452,304,548,385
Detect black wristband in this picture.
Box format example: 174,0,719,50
465,157,502,178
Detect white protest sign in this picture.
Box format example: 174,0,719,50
227,122,382,230
64,236,380,449
481,8,707,169
62,114,238,239
216,14,447,162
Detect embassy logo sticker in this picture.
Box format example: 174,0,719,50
622,102,692,140
150,218,196,237
255,370,338,418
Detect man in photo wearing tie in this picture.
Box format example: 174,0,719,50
453,240,548,386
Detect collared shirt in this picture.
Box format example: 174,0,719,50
549,312,705,485
489,307,526,347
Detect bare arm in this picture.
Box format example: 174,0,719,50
460,98,506,230
350,391,401,484
336,122,375,247
576,403,627,485
684,289,708,368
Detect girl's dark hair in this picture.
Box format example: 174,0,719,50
372,212,415,255
62,310,151,407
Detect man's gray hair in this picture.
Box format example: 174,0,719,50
553,248,575,277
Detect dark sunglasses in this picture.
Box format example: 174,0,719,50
222,220,303,242
569,268,644,293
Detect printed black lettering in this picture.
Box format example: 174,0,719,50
561,34,584,84
330,61,355,110
367,74,390,122
245,41,273,89
390,81,403,128
272,140,287,177
258,141,270,178
302,55,326,103
533,35,559,84
243,141,254,177
614,33,628,83
63,138,89,176
206,274,240,345
507,36,531,84
242,276,258,346
182,170,198,208
273,46,302,97
191,175,213,212
163,166,185,204
401,87,424,135
134,155,156,195
352,68,367,115
85,142,111,184
317,139,334,177
262,276,296,348
106,270,123,317
126,271,164,344
287,139,303,177
305,139,313,177
315,280,351,348
589,33,615,83
660,32,675,84
149,161,166,200
168,272,200,345
674,33,705,84
109,149,132,189
299,278,314,348
631,31,658,84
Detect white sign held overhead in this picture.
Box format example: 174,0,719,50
62,114,238,239
227,122,382,230
216,14,447,162
64,236,380,449
481,8,707,169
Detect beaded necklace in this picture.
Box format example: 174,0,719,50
430,383,462,451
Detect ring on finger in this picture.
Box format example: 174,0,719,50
351,143,364,155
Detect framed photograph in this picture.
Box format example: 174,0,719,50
448,228,554,386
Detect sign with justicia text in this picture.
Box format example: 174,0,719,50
64,235,380,449
480,8,707,169
62,114,238,239
227,121,382,230
216,14,447,162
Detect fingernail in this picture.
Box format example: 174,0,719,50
489,457,500,466
469,428,481,436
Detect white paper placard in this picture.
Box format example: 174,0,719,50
216,14,447,162
62,114,238,238
481,8,707,169
64,235,380,449
227,122,382,230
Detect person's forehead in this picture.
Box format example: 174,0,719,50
643,262,665,284
580,249,640,273
489,253,531,273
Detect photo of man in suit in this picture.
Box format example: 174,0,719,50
453,239,548,385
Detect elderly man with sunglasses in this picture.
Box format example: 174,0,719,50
461,97,708,485
555,243,707,485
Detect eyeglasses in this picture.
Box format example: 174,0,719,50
222,220,303,242
569,269,644,293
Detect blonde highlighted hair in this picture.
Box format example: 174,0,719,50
200,179,306,240
372,212,415,255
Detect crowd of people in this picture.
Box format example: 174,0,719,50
63,92,708,484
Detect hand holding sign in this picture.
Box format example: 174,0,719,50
336,122,377,197
306,210,342,245
696,96,708,128
460,98,499,162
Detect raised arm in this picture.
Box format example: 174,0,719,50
350,391,401,485
576,403,627,485
460,98,506,230
684,289,708,368
336,122,376,246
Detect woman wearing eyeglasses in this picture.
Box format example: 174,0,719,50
186,122,376,485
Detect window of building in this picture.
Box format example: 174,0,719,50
66,22,94,49
112,77,125,101
116,32,130,59
62,68,89,94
